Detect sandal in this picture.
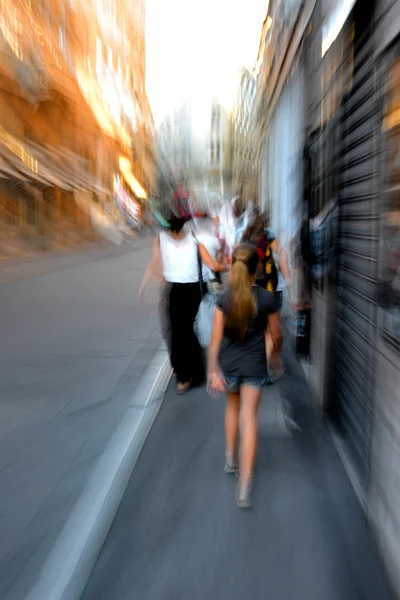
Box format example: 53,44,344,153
236,477,253,509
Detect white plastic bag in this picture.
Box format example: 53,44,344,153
194,293,215,348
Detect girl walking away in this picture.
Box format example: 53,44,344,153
207,244,278,508
139,216,225,394
243,216,291,380
255,227,291,379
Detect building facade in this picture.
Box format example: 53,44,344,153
156,98,233,214
206,98,233,204
233,68,258,198
158,102,192,180
237,0,400,594
0,0,155,253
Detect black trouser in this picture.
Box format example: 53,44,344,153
159,282,172,354
168,282,203,384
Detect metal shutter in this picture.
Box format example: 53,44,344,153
335,24,380,481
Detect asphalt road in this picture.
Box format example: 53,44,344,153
82,343,394,600
0,239,162,600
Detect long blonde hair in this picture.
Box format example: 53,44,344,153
225,244,260,339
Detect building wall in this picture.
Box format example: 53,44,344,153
367,0,400,591
0,0,155,250
370,338,400,596
259,51,306,320
248,0,400,594
233,68,258,198
206,100,233,200
304,0,400,593
156,97,234,211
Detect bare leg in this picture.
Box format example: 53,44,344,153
225,392,240,456
239,386,261,483
266,330,273,366
268,311,283,375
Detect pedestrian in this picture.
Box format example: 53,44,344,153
242,214,265,245
192,215,223,292
207,244,278,508
252,222,291,379
139,215,226,394
218,196,250,262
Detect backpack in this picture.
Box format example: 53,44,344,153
256,236,279,292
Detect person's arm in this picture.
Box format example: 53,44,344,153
216,248,224,264
139,235,162,301
273,240,291,286
265,304,282,366
199,243,226,273
218,214,227,254
267,308,281,342
207,307,225,392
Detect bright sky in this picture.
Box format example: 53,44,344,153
146,0,269,125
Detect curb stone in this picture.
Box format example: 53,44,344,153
26,343,171,600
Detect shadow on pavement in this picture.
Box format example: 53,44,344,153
82,341,394,600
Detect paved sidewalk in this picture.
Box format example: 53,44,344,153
0,235,151,285
82,343,394,600
0,240,162,600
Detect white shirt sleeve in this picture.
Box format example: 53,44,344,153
219,204,231,242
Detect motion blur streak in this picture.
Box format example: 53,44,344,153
0,0,154,252
232,0,400,596
0,1,400,600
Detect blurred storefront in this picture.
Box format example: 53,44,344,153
302,11,400,591
238,0,400,593
259,60,307,312
312,0,378,488
255,0,312,339
369,1,400,591
0,0,155,256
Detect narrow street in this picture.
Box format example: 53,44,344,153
82,343,394,600
0,238,395,600
2,0,400,597
0,239,162,600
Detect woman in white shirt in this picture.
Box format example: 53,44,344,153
139,216,225,394
192,216,223,287
219,196,254,261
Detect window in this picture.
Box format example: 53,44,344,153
380,55,400,351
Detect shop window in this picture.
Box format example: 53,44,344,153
308,124,339,292
380,55,400,351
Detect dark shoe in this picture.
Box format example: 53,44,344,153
177,379,192,395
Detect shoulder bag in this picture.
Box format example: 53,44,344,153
193,236,216,348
